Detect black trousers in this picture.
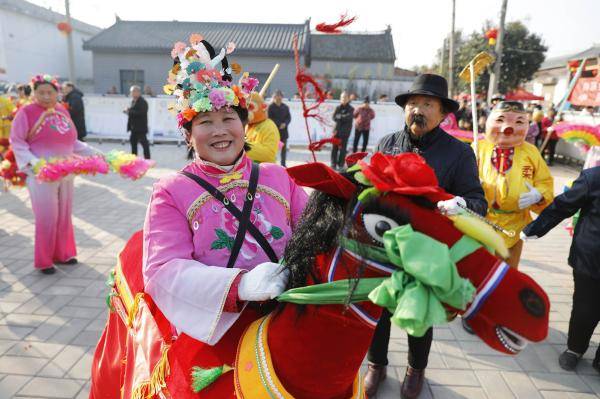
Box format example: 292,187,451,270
280,139,288,167
546,139,558,165
331,135,349,168
567,270,600,359
130,131,151,159
352,129,370,153
367,309,433,369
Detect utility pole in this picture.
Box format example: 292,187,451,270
65,0,76,83
440,38,447,76
487,0,508,103
448,0,456,96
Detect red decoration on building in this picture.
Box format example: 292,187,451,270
57,22,72,34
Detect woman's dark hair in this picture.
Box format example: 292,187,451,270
32,81,59,92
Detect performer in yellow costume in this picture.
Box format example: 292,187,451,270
245,92,280,163
476,101,554,268
0,94,15,155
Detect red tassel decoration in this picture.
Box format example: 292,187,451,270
316,14,357,34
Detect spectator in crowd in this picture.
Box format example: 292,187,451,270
352,96,375,153
125,85,150,159
144,85,155,97
267,90,292,166
16,84,32,106
526,109,543,145
522,165,600,374
330,91,354,169
541,108,558,165
61,82,87,141
378,94,389,102
107,86,118,95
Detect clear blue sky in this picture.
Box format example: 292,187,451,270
32,0,600,69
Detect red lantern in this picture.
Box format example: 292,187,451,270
485,28,498,46
57,22,72,35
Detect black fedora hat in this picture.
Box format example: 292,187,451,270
395,73,459,113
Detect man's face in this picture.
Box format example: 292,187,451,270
485,110,529,149
340,92,349,104
273,94,282,104
62,85,72,95
130,88,141,99
404,95,446,137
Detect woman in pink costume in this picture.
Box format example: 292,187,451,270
10,75,97,274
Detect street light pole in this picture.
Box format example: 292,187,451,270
65,0,76,83
487,0,508,103
448,0,456,96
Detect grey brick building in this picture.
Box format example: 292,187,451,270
83,19,413,98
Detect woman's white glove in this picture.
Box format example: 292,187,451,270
520,231,538,241
518,182,542,210
238,262,289,302
437,196,466,216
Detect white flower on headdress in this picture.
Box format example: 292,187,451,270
226,42,236,55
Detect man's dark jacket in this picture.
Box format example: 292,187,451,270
64,88,86,140
523,166,600,279
376,126,487,216
127,96,149,134
333,103,355,137
267,102,291,140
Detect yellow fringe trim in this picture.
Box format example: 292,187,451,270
127,293,144,328
131,343,171,399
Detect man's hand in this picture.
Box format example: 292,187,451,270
437,196,467,216
279,123,286,130
518,182,542,210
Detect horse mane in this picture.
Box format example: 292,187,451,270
282,190,353,289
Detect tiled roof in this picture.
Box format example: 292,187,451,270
83,20,309,55
540,45,600,70
310,31,395,62
0,0,100,35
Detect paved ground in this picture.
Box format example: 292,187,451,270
0,142,597,398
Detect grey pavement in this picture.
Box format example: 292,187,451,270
0,142,597,398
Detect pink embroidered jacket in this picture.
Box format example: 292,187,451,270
142,154,308,345
10,102,96,169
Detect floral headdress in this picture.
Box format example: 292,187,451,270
30,74,60,91
164,33,259,128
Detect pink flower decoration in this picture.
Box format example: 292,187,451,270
171,41,187,59
242,77,259,92
176,112,186,127
208,89,227,109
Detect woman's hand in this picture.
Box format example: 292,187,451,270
238,262,289,302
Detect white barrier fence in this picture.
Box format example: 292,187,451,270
83,95,405,146
83,95,589,162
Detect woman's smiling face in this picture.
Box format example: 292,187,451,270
186,107,246,165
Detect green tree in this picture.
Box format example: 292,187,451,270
431,21,547,96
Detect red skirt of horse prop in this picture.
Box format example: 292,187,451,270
89,153,549,399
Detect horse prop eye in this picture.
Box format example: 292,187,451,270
519,288,546,318
363,214,400,244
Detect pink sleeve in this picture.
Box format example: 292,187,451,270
72,139,98,157
143,181,246,345
288,176,309,229
9,109,37,170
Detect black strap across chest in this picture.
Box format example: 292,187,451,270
179,163,278,267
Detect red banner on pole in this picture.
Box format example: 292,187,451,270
568,76,600,106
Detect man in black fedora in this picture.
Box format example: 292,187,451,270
365,74,487,399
